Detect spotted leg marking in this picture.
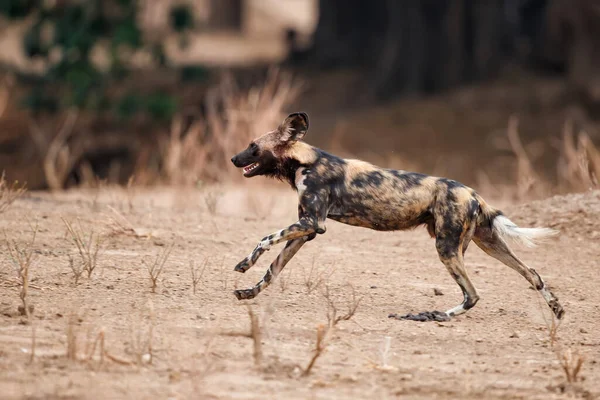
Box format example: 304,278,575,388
234,236,309,300
233,217,319,273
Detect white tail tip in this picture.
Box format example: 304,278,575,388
493,215,559,248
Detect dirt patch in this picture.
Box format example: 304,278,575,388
0,186,598,399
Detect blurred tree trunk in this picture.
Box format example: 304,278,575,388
300,0,600,110
304,0,572,100
311,0,386,68
308,0,511,99
209,0,242,31
547,0,600,112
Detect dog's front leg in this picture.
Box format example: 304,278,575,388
234,234,314,300
234,217,321,273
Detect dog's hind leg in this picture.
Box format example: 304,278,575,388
234,235,312,300
473,227,564,319
391,198,480,322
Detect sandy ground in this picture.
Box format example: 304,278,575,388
0,185,599,400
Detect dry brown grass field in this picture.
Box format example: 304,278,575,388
0,183,598,400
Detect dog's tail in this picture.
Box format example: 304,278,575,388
475,194,559,248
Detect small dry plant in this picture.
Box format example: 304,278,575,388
66,310,99,362
28,109,79,191
0,171,27,213
322,284,363,327
216,256,229,290
222,305,263,366
302,284,362,376
4,221,38,320
556,121,600,192
125,175,136,212
65,310,132,365
541,303,585,391
301,256,335,294
67,255,85,285
203,189,222,215
190,258,208,295
128,300,157,365
302,323,329,377
66,312,81,361
548,317,585,384
143,244,174,293
506,116,549,200
63,218,105,280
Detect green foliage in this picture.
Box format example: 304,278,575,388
4,0,206,121
111,15,142,49
116,93,143,120
114,91,179,121
180,66,209,82
145,93,178,121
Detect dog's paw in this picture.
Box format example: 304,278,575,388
233,258,250,273
388,310,451,322
234,288,257,300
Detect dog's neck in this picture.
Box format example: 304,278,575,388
268,142,320,189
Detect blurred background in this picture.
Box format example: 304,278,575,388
0,0,598,199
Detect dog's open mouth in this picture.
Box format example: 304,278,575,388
243,162,260,176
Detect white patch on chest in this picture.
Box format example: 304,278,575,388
295,168,307,196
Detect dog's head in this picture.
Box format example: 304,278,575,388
231,112,310,178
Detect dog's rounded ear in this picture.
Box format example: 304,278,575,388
279,112,309,142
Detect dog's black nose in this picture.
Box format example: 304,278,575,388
231,156,236,164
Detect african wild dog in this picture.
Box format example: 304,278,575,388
230,112,564,322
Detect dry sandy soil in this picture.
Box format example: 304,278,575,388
0,184,599,400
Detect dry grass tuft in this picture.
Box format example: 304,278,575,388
506,116,549,200
499,117,600,200
222,305,263,367
4,221,38,320
141,68,303,186
557,121,600,192
63,218,105,280
129,300,157,365
541,302,586,389
28,109,79,191
143,244,174,293
301,256,335,295
0,171,27,213
558,347,585,384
